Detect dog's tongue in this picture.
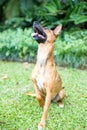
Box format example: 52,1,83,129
38,34,44,38
32,33,45,39
32,32,38,37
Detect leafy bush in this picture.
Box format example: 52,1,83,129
0,28,87,68
0,28,37,62
54,29,87,68
0,0,87,30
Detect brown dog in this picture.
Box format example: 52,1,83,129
32,21,66,130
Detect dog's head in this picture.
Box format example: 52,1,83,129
32,21,62,44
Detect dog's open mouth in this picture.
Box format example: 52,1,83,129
32,21,47,43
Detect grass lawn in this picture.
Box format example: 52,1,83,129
0,61,87,130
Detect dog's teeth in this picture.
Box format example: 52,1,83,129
31,33,38,37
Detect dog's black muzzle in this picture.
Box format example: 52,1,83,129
32,21,47,43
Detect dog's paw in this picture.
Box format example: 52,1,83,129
38,125,44,130
38,122,45,130
59,101,64,108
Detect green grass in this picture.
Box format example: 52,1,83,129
0,61,87,130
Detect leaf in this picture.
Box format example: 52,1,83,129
70,14,87,24
6,50,10,56
23,46,28,55
1,75,8,80
75,15,87,24
26,91,36,97
45,2,58,14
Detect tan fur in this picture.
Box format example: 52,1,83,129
32,24,66,130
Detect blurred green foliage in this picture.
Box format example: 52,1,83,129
0,0,87,68
0,0,87,30
0,28,37,62
0,28,87,68
54,29,87,68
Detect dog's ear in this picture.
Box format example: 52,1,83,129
53,24,62,36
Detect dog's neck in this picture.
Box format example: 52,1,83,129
36,42,54,67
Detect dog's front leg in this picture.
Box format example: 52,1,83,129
33,84,44,107
38,90,52,130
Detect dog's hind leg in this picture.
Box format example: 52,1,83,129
52,88,66,108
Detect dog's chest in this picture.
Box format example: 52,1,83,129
38,57,47,67
35,44,52,91
36,77,44,91
35,68,45,92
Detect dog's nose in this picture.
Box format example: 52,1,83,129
33,21,39,25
